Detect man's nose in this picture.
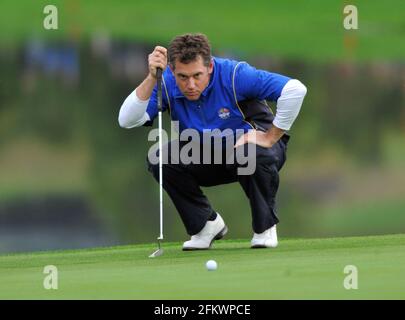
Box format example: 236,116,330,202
187,78,196,89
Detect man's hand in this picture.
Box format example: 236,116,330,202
148,46,168,79
136,46,168,101
234,125,285,149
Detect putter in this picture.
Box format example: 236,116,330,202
149,67,164,258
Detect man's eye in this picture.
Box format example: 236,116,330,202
194,74,201,79
179,75,187,80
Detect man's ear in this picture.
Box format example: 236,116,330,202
168,63,175,73
208,59,214,74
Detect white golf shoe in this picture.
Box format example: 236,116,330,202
183,213,228,250
251,225,278,248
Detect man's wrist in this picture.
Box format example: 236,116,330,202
265,125,285,146
136,74,157,101
146,72,157,82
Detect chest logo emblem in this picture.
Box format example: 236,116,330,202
218,107,230,119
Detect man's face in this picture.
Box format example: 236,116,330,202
171,55,213,101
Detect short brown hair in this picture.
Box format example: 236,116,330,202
168,33,212,69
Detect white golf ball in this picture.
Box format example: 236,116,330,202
206,260,217,271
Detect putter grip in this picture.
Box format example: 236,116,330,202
156,67,162,80
156,68,163,112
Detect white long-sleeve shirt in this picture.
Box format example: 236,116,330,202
118,79,307,131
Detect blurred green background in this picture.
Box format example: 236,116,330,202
0,0,404,253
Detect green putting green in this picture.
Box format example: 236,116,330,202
1,234,404,299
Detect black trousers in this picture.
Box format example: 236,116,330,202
147,136,288,235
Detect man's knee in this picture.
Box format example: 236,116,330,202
257,141,287,170
260,162,279,177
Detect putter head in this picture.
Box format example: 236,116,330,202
149,238,163,258
149,248,164,258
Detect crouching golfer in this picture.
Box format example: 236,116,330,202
119,33,307,250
